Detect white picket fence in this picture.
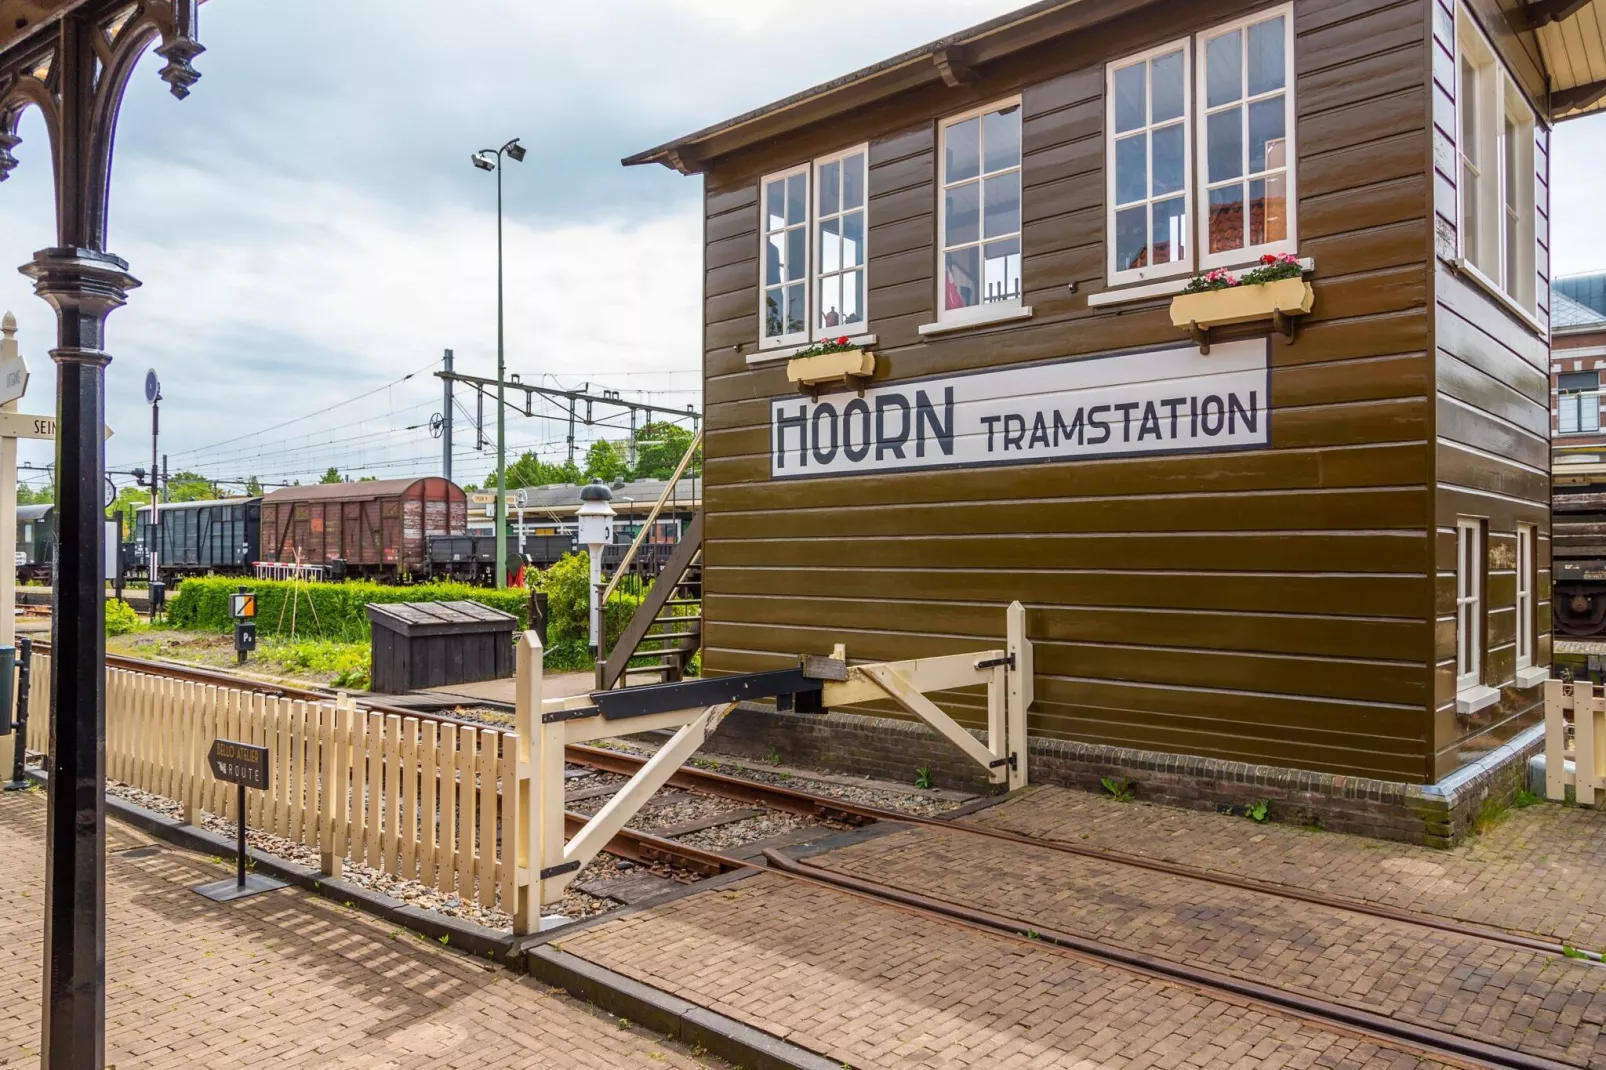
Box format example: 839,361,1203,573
1545,678,1604,805
28,653,518,912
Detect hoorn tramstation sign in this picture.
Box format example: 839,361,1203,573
770,339,1270,478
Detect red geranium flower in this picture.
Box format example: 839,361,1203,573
1260,254,1277,265
837,336,849,345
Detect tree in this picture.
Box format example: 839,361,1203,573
631,421,698,480
245,476,263,496
319,467,343,484
17,482,53,505
106,485,150,529
358,475,376,482
499,450,581,490
582,439,630,484
167,470,217,502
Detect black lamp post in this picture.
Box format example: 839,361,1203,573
470,138,525,590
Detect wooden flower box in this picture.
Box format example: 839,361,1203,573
787,347,875,395
1168,277,1315,330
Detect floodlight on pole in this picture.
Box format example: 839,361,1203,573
471,136,525,589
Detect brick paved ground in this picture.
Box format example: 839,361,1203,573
814,823,1606,1067
560,872,1467,1070
0,791,719,1069
966,785,1606,949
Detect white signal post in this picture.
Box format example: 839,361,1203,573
0,313,29,779
576,480,616,657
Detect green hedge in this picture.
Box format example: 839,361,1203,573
166,576,530,642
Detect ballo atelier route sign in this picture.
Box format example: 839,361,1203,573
195,738,285,902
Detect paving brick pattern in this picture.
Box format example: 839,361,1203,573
0,793,716,1069
815,823,1606,1068
561,873,1466,1070
966,786,1606,949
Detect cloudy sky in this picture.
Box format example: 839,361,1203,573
0,0,1603,493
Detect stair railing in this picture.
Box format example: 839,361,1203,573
601,428,702,603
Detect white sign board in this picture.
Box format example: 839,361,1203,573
0,411,114,441
769,338,1270,479
0,351,28,407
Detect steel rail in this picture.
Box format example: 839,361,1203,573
758,850,1573,1070
563,744,1572,959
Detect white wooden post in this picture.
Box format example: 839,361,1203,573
513,631,542,934
0,312,20,782
1579,682,1597,807
1006,600,1032,790
1545,680,1567,801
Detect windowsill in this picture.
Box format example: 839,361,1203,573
1455,684,1501,716
1450,257,1545,335
917,304,1033,336
1087,257,1315,308
747,333,877,366
1515,665,1550,689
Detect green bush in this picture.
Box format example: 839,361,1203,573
533,552,642,648
105,599,143,637
166,576,529,641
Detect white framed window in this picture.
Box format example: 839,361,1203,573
1106,41,1192,285
759,149,871,351
1456,518,1484,692
938,98,1023,325
1516,524,1534,671
1456,6,1535,311
1559,371,1600,434
1196,6,1297,269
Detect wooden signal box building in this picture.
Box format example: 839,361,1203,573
628,0,1606,842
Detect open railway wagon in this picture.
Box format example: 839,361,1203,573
258,477,467,581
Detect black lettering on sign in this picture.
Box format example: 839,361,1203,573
1053,408,1084,446
811,403,839,465
842,399,872,462
1160,398,1186,437
775,405,807,470
1087,405,1112,445
1002,414,1026,451
1229,390,1258,434
1137,401,1161,441
1200,394,1225,436
875,393,910,461
1028,413,1050,449
1113,401,1139,442
980,414,1001,452
914,388,954,458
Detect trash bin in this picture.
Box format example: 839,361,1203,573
365,600,516,694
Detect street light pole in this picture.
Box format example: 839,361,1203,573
471,138,525,590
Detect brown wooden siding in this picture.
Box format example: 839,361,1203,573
700,0,1440,782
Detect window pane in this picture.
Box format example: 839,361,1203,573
1560,396,1579,433
818,275,842,331
1152,50,1185,122
1115,134,1147,206
1248,97,1285,174
1462,160,1481,265
766,233,784,286
944,246,980,310
842,210,865,269
841,269,864,326
1246,16,1285,96
1152,123,1184,196
1209,184,1245,253
946,180,980,246
983,237,1022,304
1249,175,1287,245
765,289,784,339
1208,108,1243,182
946,116,980,183
1588,398,1602,433
1153,197,1187,264
786,227,806,281
1115,205,1148,271
983,106,1022,173
819,159,840,216
1207,29,1242,108
1460,58,1478,151
984,171,1021,239
786,283,806,333
1561,371,1599,390
819,215,841,275
843,153,866,210
766,179,787,232
786,174,806,225
1114,62,1147,133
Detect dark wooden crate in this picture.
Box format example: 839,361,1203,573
366,600,515,694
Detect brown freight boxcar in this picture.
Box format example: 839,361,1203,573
259,478,467,580
625,0,1599,842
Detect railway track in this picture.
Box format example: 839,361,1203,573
50,653,1592,1067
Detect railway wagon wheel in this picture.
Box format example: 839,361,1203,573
1554,587,1606,637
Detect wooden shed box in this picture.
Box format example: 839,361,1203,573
365,600,515,694
627,0,1605,843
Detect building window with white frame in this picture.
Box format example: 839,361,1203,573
1198,7,1295,266
1456,519,1484,692
1516,524,1534,671
1107,42,1191,284
1456,6,1536,312
1102,5,1297,289
760,148,870,350
1559,371,1601,434
939,99,1022,322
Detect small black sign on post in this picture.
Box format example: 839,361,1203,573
230,586,257,666
194,738,286,902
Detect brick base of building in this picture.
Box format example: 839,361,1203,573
708,706,1545,848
